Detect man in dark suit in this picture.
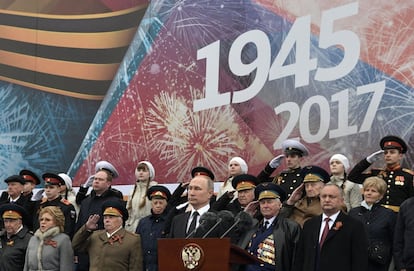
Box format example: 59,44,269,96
293,184,368,271
168,167,215,238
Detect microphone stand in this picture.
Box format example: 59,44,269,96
219,217,241,238
201,218,223,238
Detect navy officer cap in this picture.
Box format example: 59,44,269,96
4,175,26,185
191,166,215,181
95,160,119,178
282,139,309,157
255,182,287,202
380,135,407,154
147,185,171,201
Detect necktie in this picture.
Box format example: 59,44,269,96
187,211,199,236
260,221,269,232
319,217,330,248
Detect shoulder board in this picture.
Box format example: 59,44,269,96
60,198,71,205
125,231,139,237
403,168,414,175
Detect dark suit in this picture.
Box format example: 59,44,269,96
294,212,368,271
169,211,192,238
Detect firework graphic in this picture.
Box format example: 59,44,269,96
144,88,246,181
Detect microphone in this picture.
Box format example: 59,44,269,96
220,211,253,238
203,210,234,238
185,212,217,239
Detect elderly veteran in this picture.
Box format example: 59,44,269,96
212,174,259,216
72,199,142,271
258,139,309,198
136,185,171,271
0,204,32,271
237,182,301,271
280,165,330,227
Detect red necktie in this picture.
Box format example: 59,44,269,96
319,217,330,248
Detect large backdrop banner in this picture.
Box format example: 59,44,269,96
1,0,413,188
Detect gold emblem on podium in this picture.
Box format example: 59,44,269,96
181,242,204,270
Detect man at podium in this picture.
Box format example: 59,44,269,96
168,167,215,238
237,182,301,271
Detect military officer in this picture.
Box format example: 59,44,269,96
257,139,309,198
33,173,76,238
348,135,414,212
237,182,301,271
212,174,259,216
280,165,330,227
0,203,32,271
72,200,142,271
20,169,41,198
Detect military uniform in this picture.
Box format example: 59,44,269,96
0,203,33,271
237,183,301,271
34,196,76,238
280,166,330,227
72,199,142,271
257,139,309,198
348,159,414,209
348,135,414,212
33,172,76,238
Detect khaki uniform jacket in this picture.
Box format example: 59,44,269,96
281,197,322,227
72,225,142,271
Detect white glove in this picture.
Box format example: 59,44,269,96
31,189,44,201
82,175,94,188
366,150,384,163
269,155,285,168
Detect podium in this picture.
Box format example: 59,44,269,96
158,238,261,271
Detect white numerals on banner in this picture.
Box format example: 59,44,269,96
195,2,360,112
272,81,385,149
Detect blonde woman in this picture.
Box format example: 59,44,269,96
125,161,157,231
349,177,396,271
24,206,73,271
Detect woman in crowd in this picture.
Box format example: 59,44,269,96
328,154,362,211
24,206,73,271
125,161,157,231
216,156,248,199
349,176,396,271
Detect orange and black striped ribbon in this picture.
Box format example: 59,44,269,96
0,5,147,100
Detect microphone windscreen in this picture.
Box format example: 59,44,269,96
193,212,218,238
218,210,235,225
199,212,218,227
235,211,253,232
217,210,235,236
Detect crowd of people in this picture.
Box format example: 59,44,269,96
0,135,413,271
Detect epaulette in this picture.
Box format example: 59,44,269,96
60,198,71,205
126,231,139,237
403,168,414,175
